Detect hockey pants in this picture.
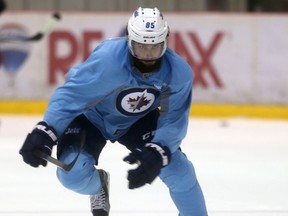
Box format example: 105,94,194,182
56,146,208,216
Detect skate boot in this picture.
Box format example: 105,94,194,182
90,169,110,216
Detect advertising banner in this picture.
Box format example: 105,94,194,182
0,12,287,105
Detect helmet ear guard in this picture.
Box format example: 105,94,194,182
127,7,169,60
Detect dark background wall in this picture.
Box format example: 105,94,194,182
4,0,288,12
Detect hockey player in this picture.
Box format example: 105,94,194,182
19,7,208,216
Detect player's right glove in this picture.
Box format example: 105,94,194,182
19,121,58,167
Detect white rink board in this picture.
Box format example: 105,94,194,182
1,115,288,216
0,12,288,104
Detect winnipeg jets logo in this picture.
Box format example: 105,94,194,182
127,90,151,111
116,88,159,116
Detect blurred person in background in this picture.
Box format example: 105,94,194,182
19,7,208,216
0,0,6,15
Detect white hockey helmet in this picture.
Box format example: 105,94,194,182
127,7,169,60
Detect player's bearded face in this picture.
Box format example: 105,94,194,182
132,41,164,65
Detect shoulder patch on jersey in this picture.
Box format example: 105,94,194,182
116,87,159,116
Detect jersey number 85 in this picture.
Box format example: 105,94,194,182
146,22,155,29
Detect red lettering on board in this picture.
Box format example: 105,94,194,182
172,31,224,88
48,30,224,88
48,31,103,85
49,31,78,84
82,31,103,61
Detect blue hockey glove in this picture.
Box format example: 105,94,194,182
19,121,58,167
123,143,171,189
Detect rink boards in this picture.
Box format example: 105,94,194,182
0,100,287,119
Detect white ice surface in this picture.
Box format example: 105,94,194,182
0,115,288,216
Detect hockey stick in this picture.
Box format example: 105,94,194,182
0,12,61,42
34,130,86,172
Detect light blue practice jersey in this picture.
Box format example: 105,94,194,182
44,38,193,153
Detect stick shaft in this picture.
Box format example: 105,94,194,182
34,130,86,171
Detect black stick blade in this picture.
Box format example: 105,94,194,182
24,32,44,41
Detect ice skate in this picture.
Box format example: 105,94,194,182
90,169,110,216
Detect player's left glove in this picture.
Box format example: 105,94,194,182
123,143,171,189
